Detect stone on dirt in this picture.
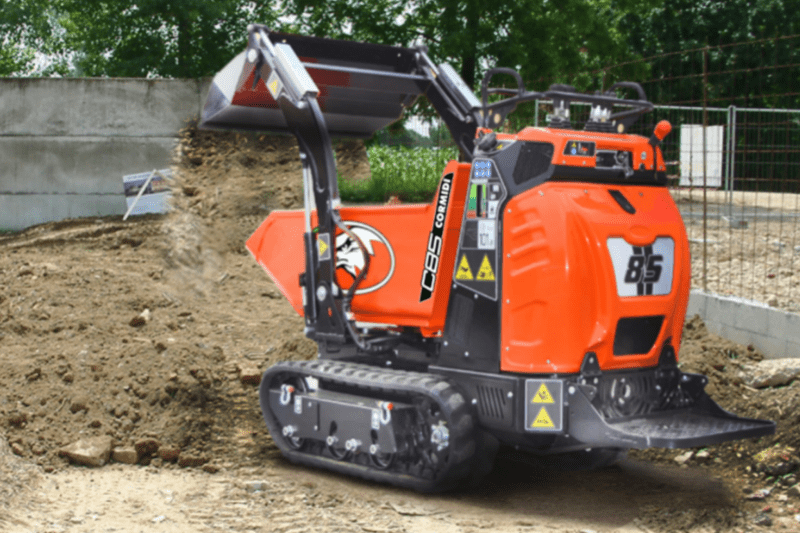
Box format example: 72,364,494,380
746,488,772,501
70,396,90,414
129,308,152,328
158,446,180,462
177,453,206,467
59,436,113,467
134,438,160,457
753,513,773,527
243,480,269,492
747,359,800,388
112,446,139,465
7,412,28,427
237,361,262,385
674,451,694,465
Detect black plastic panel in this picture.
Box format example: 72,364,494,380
613,315,664,355
552,165,667,186
439,286,500,372
512,142,555,185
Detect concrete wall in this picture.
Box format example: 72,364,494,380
0,78,210,230
687,290,800,359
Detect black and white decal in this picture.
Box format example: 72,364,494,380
336,222,395,295
607,237,674,297
419,173,454,302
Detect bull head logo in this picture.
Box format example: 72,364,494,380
335,226,381,278
334,222,395,294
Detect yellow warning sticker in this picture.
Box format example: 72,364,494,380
476,255,495,281
532,407,555,428
455,255,473,280
532,383,555,404
316,234,331,261
268,79,280,97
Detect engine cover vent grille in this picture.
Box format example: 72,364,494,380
477,385,507,420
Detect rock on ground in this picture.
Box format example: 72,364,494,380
111,446,138,465
59,436,112,467
746,358,800,388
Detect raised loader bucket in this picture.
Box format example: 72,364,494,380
201,32,431,137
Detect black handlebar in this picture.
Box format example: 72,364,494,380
478,69,654,132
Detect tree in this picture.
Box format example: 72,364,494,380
2,0,659,86
621,0,800,108
279,0,658,92
0,0,69,76
58,0,280,78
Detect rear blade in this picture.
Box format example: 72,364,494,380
568,384,775,449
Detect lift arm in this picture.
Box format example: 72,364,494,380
200,25,482,345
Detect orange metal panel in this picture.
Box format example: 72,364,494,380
246,161,470,335
500,182,690,374
494,127,667,172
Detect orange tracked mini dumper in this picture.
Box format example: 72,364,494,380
201,25,774,491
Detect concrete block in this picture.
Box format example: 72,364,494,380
0,136,176,194
0,135,176,230
784,313,800,345
766,309,791,340
0,78,206,137
687,290,707,318
0,194,125,231
747,331,789,359
686,290,800,360
716,323,744,347
786,341,800,359
112,446,139,465
736,303,769,336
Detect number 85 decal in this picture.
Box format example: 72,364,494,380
608,238,674,297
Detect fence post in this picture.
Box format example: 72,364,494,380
726,105,737,215
702,47,709,292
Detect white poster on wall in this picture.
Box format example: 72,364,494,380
122,169,172,217
679,124,724,187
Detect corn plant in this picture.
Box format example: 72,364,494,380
339,145,459,204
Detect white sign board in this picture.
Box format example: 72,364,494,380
123,169,172,217
679,124,723,187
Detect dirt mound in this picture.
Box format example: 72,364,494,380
0,124,371,476
166,123,371,253
163,124,371,295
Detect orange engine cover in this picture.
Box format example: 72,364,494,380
500,182,691,374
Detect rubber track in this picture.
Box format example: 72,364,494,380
259,360,477,492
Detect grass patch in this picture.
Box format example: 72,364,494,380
340,145,459,204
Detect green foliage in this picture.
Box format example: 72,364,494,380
58,0,280,78
0,44,32,76
620,0,800,108
0,0,67,75
339,145,458,204
280,0,659,92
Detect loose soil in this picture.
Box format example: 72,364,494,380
1,126,799,532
